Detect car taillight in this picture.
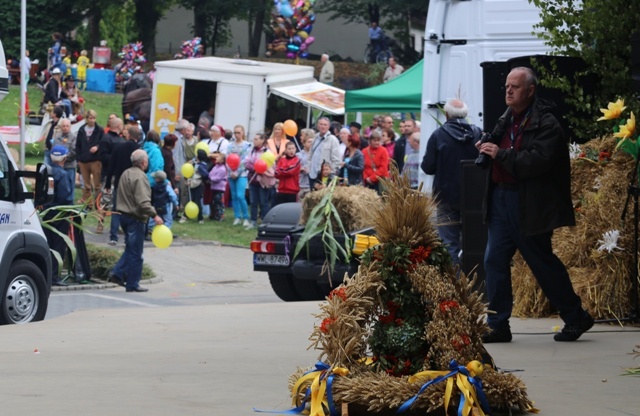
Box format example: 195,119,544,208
251,240,276,253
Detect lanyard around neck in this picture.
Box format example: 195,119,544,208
509,108,532,149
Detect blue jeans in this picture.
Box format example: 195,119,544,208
111,214,145,290
249,182,270,222
229,176,249,220
109,188,120,242
484,188,586,330
65,168,76,195
436,202,462,268
148,203,173,229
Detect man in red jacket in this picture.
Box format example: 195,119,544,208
274,141,301,206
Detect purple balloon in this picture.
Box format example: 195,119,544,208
286,52,296,59
293,35,302,45
300,52,309,58
305,36,315,45
300,43,308,51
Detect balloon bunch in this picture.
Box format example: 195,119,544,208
267,0,316,59
254,151,276,174
174,37,204,59
115,42,147,84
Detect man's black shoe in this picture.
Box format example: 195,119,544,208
107,275,125,287
126,286,149,293
554,314,594,342
482,327,512,343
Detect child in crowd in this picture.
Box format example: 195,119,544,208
61,47,71,79
76,50,91,91
313,161,335,191
274,141,301,206
150,170,179,229
189,149,210,224
208,153,228,221
296,129,314,200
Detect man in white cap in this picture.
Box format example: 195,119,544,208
44,67,72,116
42,145,74,286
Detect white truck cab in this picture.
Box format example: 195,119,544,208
0,40,54,324
420,0,551,191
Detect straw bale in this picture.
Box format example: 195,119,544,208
512,136,639,320
300,185,380,232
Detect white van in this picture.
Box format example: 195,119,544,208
0,40,54,324
150,57,345,136
420,0,551,189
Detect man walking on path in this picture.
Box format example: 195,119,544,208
109,149,163,293
477,67,593,343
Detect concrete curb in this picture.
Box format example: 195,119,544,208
50,276,164,292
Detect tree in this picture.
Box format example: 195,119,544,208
315,0,428,64
0,0,83,64
531,0,640,141
178,0,235,55
133,0,175,61
240,0,271,57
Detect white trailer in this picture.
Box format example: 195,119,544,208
150,57,344,137
420,0,551,191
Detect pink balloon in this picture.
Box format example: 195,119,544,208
254,159,267,174
305,36,315,45
227,153,240,170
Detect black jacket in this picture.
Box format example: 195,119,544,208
422,118,480,209
339,149,364,185
483,98,575,236
76,124,105,163
99,131,125,179
105,140,140,189
392,135,408,172
43,78,66,104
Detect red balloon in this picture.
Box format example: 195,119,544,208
227,153,240,170
254,159,267,174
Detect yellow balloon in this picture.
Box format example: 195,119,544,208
181,163,194,179
151,224,173,249
196,141,210,155
184,201,199,219
260,151,276,168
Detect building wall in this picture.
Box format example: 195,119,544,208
155,6,372,61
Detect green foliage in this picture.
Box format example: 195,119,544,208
316,0,427,65
179,0,236,55
530,0,640,141
87,243,155,280
361,243,444,376
98,0,138,52
294,178,351,277
0,0,84,64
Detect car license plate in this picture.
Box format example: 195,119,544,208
254,254,289,266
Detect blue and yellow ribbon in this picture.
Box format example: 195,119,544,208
398,360,490,416
254,362,348,416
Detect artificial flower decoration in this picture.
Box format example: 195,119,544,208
597,98,626,121
596,230,623,253
614,112,636,139
569,142,581,159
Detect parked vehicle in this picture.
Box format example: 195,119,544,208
250,202,376,301
0,40,55,324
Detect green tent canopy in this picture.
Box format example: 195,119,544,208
345,60,423,113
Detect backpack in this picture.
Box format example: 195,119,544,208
151,182,168,215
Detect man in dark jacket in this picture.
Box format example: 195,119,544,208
421,99,480,267
104,126,141,246
43,145,74,286
477,66,593,343
393,119,416,173
100,117,125,183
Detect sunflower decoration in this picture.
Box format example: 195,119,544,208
274,171,536,416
